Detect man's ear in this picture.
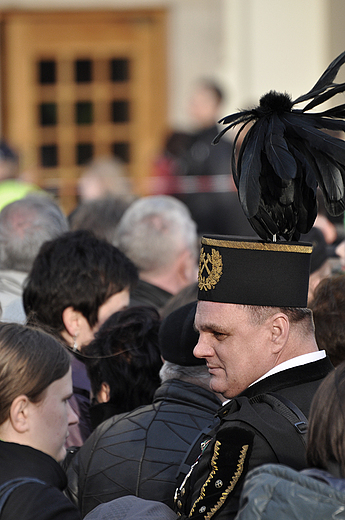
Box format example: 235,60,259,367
98,382,110,404
9,395,30,433
270,313,290,354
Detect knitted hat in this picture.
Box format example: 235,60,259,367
158,301,204,366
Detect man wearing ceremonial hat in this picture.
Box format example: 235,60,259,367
174,50,345,519
174,236,332,519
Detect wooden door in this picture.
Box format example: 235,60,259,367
0,10,167,212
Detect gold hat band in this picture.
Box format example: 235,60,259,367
201,237,312,254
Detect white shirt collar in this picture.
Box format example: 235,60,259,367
250,350,326,387
222,350,326,406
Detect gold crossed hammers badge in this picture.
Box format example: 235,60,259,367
198,248,223,291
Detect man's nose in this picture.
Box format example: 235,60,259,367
193,334,213,359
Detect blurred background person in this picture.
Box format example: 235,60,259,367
68,197,130,244
314,189,345,248
301,226,333,305
0,140,20,181
77,156,134,204
310,274,345,367
0,194,68,323
114,195,198,311
23,230,138,446
0,322,80,520
0,140,41,211
151,80,255,237
82,306,162,429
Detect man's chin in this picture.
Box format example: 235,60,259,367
209,377,226,396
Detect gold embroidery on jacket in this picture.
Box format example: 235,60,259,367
188,440,221,517
188,443,249,519
204,445,248,520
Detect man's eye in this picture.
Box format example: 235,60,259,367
213,331,226,340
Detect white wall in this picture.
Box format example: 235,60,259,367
219,0,330,115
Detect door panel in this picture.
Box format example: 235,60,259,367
1,10,167,212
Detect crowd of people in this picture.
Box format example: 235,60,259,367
2,58,345,520
0,182,343,520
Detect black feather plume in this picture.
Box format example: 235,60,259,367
214,51,345,241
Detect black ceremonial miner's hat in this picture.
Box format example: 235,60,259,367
198,235,312,307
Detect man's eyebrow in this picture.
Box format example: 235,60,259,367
195,321,228,333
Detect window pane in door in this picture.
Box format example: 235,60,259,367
39,60,56,84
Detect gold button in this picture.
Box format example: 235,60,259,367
177,500,182,509
215,479,223,488
199,506,206,513
181,488,185,497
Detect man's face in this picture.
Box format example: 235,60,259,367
194,301,274,399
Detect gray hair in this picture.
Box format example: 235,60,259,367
0,195,69,272
114,195,198,273
159,361,211,387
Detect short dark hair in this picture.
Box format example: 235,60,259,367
245,305,314,334
307,362,345,475
23,230,138,332
0,323,70,425
310,274,345,366
83,306,162,413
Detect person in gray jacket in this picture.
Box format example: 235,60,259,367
65,301,222,517
235,363,345,520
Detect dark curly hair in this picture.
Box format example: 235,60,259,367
82,306,162,415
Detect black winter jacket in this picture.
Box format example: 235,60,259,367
66,379,221,517
0,441,80,520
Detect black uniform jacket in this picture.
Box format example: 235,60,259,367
0,441,80,520
175,357,333,520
